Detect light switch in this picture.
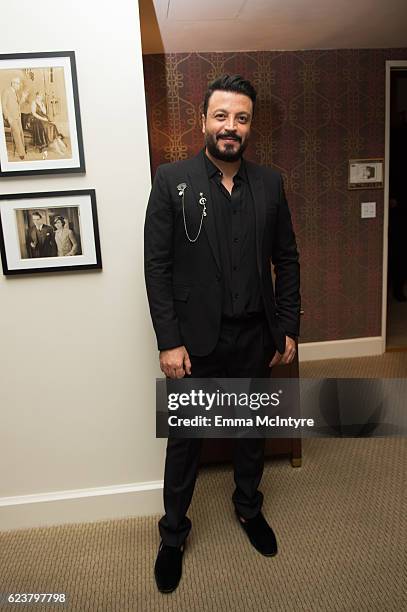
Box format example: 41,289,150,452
361,202,376,218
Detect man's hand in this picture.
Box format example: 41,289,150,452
160,345,191,379
269,336,296,367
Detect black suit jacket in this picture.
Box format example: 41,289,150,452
27,224,57,258
144,150,300,356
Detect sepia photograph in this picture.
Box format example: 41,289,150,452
0,51,85,176
0,190,101,275
348,158,384,189
17,206,82,260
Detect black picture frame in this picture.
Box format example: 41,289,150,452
0,51,85,177
0,189,102,275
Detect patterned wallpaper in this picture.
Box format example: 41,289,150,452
142,49,407,343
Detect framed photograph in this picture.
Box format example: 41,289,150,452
0,189,101,275
348,158,384,189
0,51,85,176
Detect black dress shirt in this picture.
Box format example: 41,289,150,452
204,152,264,319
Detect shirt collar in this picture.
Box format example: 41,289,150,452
203,149,247,182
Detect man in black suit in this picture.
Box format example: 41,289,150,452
26,211,57,258
144,75,300,593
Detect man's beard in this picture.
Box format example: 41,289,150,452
205,132,248,162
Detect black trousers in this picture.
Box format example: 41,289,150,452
158,314,277,546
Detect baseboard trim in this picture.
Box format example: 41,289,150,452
0,480,164,532
298,336,383,362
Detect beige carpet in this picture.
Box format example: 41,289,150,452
299,350,407,377
0,438,406,612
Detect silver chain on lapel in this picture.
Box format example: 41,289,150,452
177,183,207,243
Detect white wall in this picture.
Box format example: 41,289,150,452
0,0,164,530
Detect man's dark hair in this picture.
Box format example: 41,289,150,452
203,74,257,117
31,211,42,219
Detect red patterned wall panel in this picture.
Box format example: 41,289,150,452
142,49,407,343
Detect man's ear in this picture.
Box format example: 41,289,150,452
201,113,206,134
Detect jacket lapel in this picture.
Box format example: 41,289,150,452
245,160,266,278
186,151,221,271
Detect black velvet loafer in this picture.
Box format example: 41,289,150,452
154,540,185,593
235,510,278,556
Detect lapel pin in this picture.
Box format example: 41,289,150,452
177,182,208,242
177,182,187,196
